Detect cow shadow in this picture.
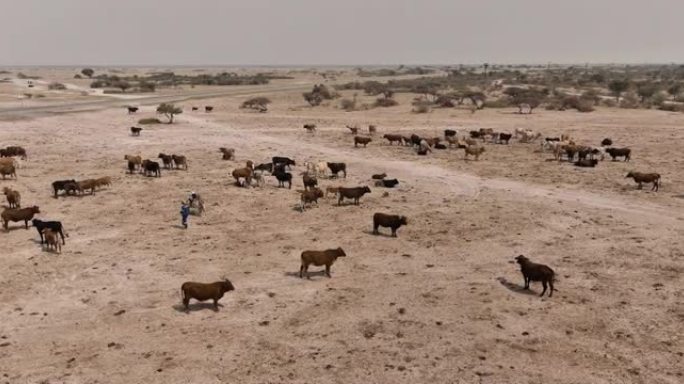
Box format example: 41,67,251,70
3,226,30,232
284,270,328,280
172,302,224,313
497,277,538,296
363,229,394,238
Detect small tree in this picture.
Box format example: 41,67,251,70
241,96,271,112
156,103,182,123
608,80,630,102
636,82,658,103
667,83,682,100
115,80,131,93
303,92,323,106
81,68,94,78
48,82,67,90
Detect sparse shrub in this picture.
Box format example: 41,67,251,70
138,117,163,125
303,92,323,106
138,81,156,92
658,103,683,112
156,103,182,123
48,82,67,90
580,89,601,106
636,82,658,103
241,96,271,112
90,80,109,88
114,80,131,93
483,99,511,108
576,100,595,113
373,98,398,108
619,92,640,109
340,97,357,111
81,68,95,78
601,98,617,108
651,92,667,108
412,99,431,113
74,74,82,79
667,83,682,100
23,93,33,99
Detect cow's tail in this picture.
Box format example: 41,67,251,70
62,225,69,238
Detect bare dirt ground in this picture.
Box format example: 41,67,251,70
0,78,683,384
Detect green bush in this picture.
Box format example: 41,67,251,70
138,117,163,125
156,103,182,123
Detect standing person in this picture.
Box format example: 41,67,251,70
180,201,190,229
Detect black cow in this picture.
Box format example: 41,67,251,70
376,178,399,188
274,170,292,189
326,162,347,178
444,129,457,138
127,106,139,114
205,106,214,112
254,163,274,173
498,133,512,144
52,179,77,198
32,219,68,245
272,157,295,170
143,160,161,177
130,126,142,136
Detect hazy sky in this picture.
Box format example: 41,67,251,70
1,0,683,66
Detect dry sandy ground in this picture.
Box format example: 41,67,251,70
0,83,683,384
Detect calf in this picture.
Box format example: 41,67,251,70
303,124,316,133
192,106,199,111
337,186,371,206
272,156,295,170
127,106,139,114
3,187,20,208
0,163,16,179
383,134,404,145
1,205,40,230
375,178,399,188
142,160,161,177
52,179,77,198
302,173,318,190
464,146,485,161
497,133,512,144
231,167,253,187
77,179,98,195
172,154,188,170
180,280,235,311
368,125,377,134
219,147,235,160
32,219,68,245
346,125,359,135
601,138,613,147
42,229,61,253
444,129,457,138
300,248,346,279
515,255,555,297
299,188,324,211
373,213,408,237
327,162,347,178
354,136,372,147
130,126,142,136
158,153,173,169
205,106,214,112
606,147,631,161
626,171,660,191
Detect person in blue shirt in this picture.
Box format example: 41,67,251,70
180,202,190,229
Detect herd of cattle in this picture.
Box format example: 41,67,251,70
0,113,664,310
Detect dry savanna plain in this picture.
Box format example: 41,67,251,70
0,68,683,384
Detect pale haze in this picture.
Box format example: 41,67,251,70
1,0,683,65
